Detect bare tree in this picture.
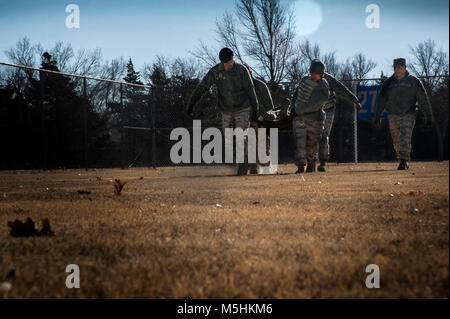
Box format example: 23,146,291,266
409,39,449,161
49,42,75,72
193,0,296,85
409,38,449,92
4,37,36,67
190,40,219,70
284,47,308,83
298,39,321,62
351,53,377,86
101,57,127,111
337,58,354,89
285,40,340,83
4,37,39,93
322,52,339,77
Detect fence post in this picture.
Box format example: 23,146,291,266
120,83,126,169
352,81,358,165
40,71,47,171
83,77,88,171
150,85,156,169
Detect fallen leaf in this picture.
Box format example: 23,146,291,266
37,218,55,236
114,179,127,196
7,217,54,237
7,217,35,237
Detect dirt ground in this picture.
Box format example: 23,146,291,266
0,162,448,298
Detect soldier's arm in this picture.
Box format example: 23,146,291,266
260,81,275,111
415,78,433,123
242,67,259,115
187,67,216,111
289,85,299,115
326,74,358,105
296,81,329,114
374,81,388,123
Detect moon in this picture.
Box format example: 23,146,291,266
292,0,323,36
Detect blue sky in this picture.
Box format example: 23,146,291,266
0,0,448,78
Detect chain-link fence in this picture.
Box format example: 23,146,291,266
0,61,448,170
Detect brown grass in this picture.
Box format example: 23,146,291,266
0,162,448,298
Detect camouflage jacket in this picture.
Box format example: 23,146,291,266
291,75,329,121
188,62,259,114
322,72,358,110
375,71,433,122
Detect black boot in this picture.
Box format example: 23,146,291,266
248,164,258,174
318,161,326,172
295,164,305,174
237,163,248,176
397,159,409,170
306,162,316,173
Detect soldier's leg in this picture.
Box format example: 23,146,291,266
318,109,335,171
222,112,234,164
292,117,307,173
306,120,323,173
248,121,259,174
388,114,402,160
234,108,251,175
398,113,416,168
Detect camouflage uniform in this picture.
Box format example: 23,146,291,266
291,76,329,165
221,108,251,164
188,62,259,115
388,113,416,161
319,72,359,162
375,70,433,161
188,62,259,166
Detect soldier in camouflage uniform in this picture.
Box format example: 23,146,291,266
374,58,434,170
318,72,362,172
290,59,329,173
187,48,259,176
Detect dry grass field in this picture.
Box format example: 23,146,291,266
0,162,448,298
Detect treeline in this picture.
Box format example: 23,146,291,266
0,0,448,169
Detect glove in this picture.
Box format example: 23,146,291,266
261,110,277,122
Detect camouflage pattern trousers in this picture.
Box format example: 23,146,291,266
292,117,324,165
318,108,335,162
388,113,416,161
222,108,251,164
